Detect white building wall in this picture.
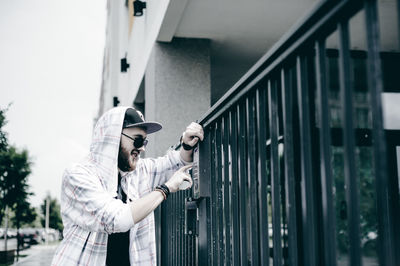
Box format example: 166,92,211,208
100,0,171,114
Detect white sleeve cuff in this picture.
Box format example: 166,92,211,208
114,203,134,232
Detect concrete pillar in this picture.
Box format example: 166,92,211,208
144,38,211,157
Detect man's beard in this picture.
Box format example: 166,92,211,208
118,146,137,172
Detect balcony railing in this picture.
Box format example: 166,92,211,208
159,0,400,265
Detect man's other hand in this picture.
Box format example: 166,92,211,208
165,164,193,193
181,122,204,149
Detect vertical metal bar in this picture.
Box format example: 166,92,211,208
296,54,317,266
170,196,174,265
172,194,179,265
210,124,217,265
269,78,283,266
169,201,172,266
315,39,337,266
247,93,260,265
178,193,180,266
230,108,241,266
338,19,361,266
223,114,232,264
185,192,189,266
238,100,249,265
184,194,186,266
168,199,171,266
216,119,224,265
281,66,299,266
188,213,191,266
179,192,183,266
198,129,212,266
198,196,211,266
398,0,400,51
177,194,180,266
172,194,178,265
161,203,167,266
365,1,396,265
256,85,270,266
176,195,179,265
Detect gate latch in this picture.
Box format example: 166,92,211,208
185,197,198,236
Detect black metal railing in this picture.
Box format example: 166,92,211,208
159,0,400,265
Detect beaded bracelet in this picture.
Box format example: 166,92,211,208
155,184,170,199
159,184,170,196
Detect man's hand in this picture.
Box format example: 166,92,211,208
182,122,204,149
180,122,204,162
130,164,192,224
165,164,193,193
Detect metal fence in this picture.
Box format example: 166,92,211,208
159,0,400,265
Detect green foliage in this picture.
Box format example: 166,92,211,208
40,195,63,232
0,105,9,152
0,105,36,228
333,146,377,258
0,147,32,206
11,200,37,228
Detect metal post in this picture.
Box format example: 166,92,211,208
223,114,231,264
281,66,299,266
315,39,337,266
365,0,396,265
210,124,217,265
247,93,260,265
296,54,317,266
269,78,283,266
338,19,361,266
230,108,241,266
256,85,270,266
215,119,224,266
238,101,249,265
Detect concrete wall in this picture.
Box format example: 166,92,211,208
144,38,211,157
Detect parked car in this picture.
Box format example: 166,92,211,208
18,228,41,246
0,228,17,239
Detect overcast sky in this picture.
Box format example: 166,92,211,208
0,0,107,207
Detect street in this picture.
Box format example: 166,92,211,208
11,243,58,266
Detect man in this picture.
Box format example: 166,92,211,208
51,106,203,266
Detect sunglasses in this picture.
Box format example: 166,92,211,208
121,133,148,148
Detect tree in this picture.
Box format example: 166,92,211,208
0,106,9,222
11,200,37,229
0,145,34,223
0,105,36,257
0,105,35,226
40,195,63,232
0,105,9,152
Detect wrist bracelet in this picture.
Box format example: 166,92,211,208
160,184,170,196
180,135,198,150
182,142,194,150
156,184,170,199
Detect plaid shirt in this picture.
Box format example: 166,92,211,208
51,107,186,266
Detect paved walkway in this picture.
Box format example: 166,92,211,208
12,243,58,266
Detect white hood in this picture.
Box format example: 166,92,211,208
89,106,131,195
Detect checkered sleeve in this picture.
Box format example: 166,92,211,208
61,166,134,234
144,150,187,189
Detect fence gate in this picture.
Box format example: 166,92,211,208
159,0,400,265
